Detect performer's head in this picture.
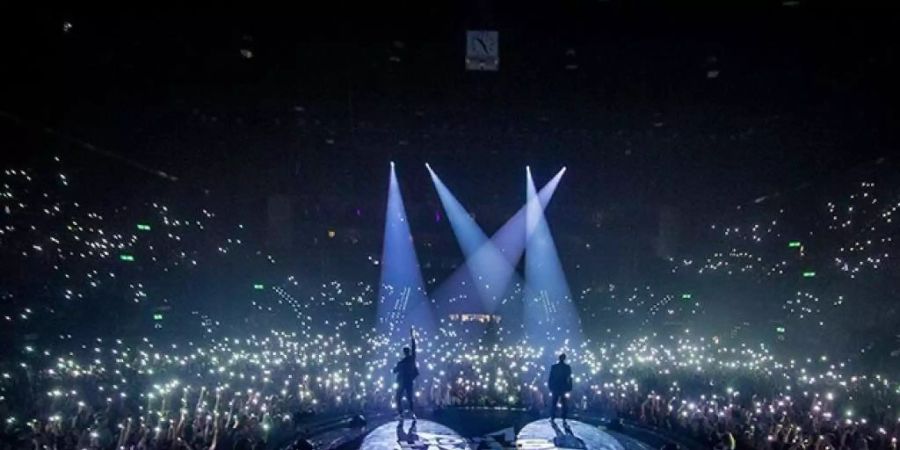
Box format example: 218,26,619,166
559,353,566,363
403,346,411,356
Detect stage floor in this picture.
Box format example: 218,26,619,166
517,419,624,450
360,419,470,450
357,417,652,450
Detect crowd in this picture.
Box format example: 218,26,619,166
2,319,900,450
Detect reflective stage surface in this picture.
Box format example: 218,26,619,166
360,419,470,450
357,416,654,450
516,419,624,450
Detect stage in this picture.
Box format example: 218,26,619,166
354,415,655,450
517,419,625,450
359,419,470,450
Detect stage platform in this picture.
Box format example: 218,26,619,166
354,415,656,450
360,419,470,450
517,419,624,450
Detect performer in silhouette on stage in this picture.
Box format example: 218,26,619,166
393,326,419,419
548,353,573,422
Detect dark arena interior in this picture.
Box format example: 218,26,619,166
2,2,900,450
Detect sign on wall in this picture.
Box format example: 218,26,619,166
465,30,499,71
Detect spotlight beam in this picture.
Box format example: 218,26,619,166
524,167,581,345
429,166,565,313
426,165,491,257
377,163,432,337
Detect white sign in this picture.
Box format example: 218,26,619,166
466,30,499,71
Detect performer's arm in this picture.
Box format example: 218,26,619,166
410,327,417,358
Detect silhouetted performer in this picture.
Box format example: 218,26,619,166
548,353,572,421
392,327,419,419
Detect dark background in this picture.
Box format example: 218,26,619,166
1,1,899,356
